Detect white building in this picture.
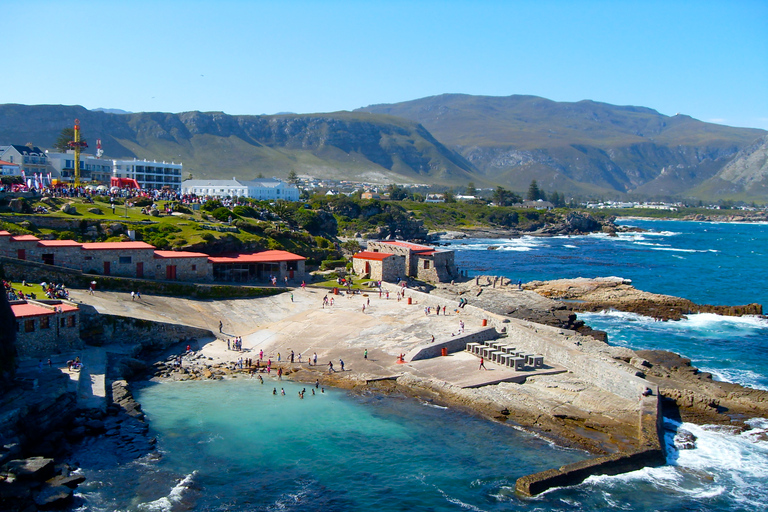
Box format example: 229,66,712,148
0,145,48,176
181,178,300,201
113,158,183,191
45,151,114,183
0,159,20,176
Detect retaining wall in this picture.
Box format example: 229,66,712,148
406,327,498,361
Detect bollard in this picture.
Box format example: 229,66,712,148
333,287,339,295
441,347,448,356
407,297,412,305
482,319,488,326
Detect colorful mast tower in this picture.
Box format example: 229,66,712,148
67,119,88,187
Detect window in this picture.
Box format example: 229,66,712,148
84,256,93,261
67,316,76,328
191,265,197,271
423,260,431,269
119,256,132,264
25,319,35,332
40,316,50,329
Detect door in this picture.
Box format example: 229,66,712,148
166,265,177,280
104,261,111,275
42,254,54,265
17,249,25,260
136,262,144,278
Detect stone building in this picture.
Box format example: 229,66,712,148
366,240,459,283
153,250,210,281
352,251,404,282
0,231,307,284
10,299,82,359
80,241,157,277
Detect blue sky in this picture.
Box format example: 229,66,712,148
5,0,767,129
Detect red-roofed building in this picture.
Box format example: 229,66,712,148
154,250,210,281
352,251,404,282
10,299,82,358
81,241,157,277
37,240,83,268
366,240,458,283
209,250,306,283
5,234,41,261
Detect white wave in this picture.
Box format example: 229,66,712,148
701,367,768,391
421,401,448,409
137,471,197,512
563,244,578,249
683,313,768,329
435,486,489,512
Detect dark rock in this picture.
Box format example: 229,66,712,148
47,474,86,489
33,483,73,509
674,429,697,450
4,457,55,481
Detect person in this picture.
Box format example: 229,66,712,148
277,367,283,380
328,361,334,373
339,358,345,371
89,281,95,295
136,290,141,300
431,335,435,343
479,357,487,370
219,320,223,333
281,388,285,395
259,349,263,360
47,358,52,368
131,291,135,301
273,387,277,395
290,350,294,363
313,353,318,366
277,352,281,362
364,349,368,360
290,293,294,302
227,339,230,350
258,374,263,384
315,379,319,389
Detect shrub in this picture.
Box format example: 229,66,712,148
320,258,347,270
202,200,223,212
211,207,237,222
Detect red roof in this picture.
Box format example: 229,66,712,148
37,240,82,247
10,301,77,318
11,303,53,318
81,241,155,250
0,160,18,166
10,235,40,242
0,230,11,236
154,250,209,259
378,240,436,252
208,250,306,264
353,251,394,261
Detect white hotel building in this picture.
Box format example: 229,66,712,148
112,158,183,190
181,178,300,201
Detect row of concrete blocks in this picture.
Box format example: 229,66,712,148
465,341,544,371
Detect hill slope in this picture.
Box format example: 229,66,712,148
0,104,476,185
357,94,767,199
691,135,768,200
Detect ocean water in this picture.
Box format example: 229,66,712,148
70,220,768,511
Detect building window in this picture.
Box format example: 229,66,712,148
423,260,431,269
191,265,197,271
25,319,35,332
40,316,50,329
84,256,93,261
119,256,132,264
67,316,76,328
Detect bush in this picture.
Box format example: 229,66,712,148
320,258,347,270
133,197,153,207
232,205,258,218
202,200,223,212
211,207,237,222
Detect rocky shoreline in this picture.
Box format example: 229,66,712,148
3,274,767,508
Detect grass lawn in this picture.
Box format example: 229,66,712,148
8,281,46,298
313,277,375,290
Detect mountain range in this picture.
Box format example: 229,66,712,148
1,95,766,201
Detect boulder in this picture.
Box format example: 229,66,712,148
674,429,697,450
33,483,73,509
47,473,86,489
87,207,103,215
4,456,55,481
61,203,77,214
40,196,53,204
9,197,25,213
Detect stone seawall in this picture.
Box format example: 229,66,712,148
406,327,498,361
384,283,666,496
78,304,213,352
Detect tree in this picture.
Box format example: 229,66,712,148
387,183,408,201
53,127,87,153
527,180,542,201
466,182,477,196
287,170,299,185
443,188,456,203
491,186,521,206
